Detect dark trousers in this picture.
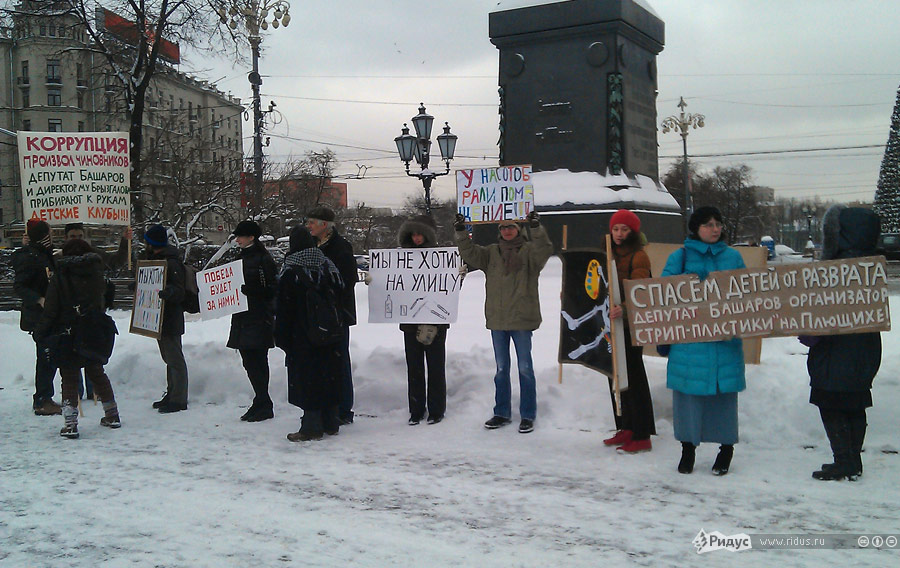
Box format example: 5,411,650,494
61,364,114,406
338,326,353,420
607,343,656,440
240,348,272,410
157,334,189,405
403,327,447,421
32,336,57,407
819,407,867,471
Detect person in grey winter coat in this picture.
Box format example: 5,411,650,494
800,205,882,481
34,239,120,439
228,221,278,422
454,210,553,434
276,226,345,442
12,219,62,416
398,214,448,425
142,224,190,413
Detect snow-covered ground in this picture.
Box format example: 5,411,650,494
2,256,898,566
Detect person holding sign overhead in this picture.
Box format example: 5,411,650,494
398,215,448,425
142,224,190,414
454,210,552,434
662,206,746,475
604,209,657,453
228,221,278,422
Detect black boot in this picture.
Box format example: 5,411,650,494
814,409,856,481
322,405,340,436
678,442,695,474
848,411,867,477
712,445,734,476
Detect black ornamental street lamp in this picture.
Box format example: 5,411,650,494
394,103,457,216
661,97,705,234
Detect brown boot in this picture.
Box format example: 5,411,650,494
34,400,62,416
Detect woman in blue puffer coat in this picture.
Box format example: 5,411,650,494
662,206,746,475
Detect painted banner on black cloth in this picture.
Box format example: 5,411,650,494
559,249,616,379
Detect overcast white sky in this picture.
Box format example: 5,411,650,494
185,0,900,209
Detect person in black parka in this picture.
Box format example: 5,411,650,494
276,226,345,442
34,239,120,438
228,221,278,422
801,205,882,481
397,214,448,425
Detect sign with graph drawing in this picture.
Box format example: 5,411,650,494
366,247,463,324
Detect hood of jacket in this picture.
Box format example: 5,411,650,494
821,205,880,260
398,216,438,248
56,252,103,277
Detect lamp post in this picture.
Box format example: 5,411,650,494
394,103,458,216
661,97,705,234
217,0,291,215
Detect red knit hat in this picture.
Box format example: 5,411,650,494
609,209,640,233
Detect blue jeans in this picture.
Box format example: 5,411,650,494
490,330,537,421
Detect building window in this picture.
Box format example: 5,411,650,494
39,24,46,36
49,24,56,37
47,59,61,81
77,121,85,132
21,60,29,80
47,88,61,106
22,119,31,131
76,90,84,108
48,119,62,132
76,63,85,86
22,89,29,107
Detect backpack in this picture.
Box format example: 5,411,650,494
299,270,344,346
183,264,201,314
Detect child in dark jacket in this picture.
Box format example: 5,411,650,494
802,205,882,481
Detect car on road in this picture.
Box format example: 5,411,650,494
876,233,900,261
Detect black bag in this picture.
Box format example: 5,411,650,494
183,264,201,314
300,271,344,346
74,308,118,364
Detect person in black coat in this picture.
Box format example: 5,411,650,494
12,220,61,415
142,224,190,413
397,214,448,425
801,205,882,481
34,239,120,438
306,206,358,424
276,226,345,442
228,220,278,422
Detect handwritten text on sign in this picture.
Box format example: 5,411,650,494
18,132,131,225
197,260,248,320
367,247,462,324
624,256,891,346
130,261,166,338
456,165,534,223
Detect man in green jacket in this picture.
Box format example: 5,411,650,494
454,211,553,433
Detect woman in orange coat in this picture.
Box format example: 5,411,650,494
604,209,656,452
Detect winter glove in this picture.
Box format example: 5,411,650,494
798,335,821,348
158,287,174,301
453,214,467,231
363,272,372,285
240,284,261,297
527,210,540,227
655,344,671,357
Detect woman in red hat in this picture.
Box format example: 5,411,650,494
604,209,656,452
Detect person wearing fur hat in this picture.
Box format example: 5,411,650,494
662,206,746,475
398,215,448,425
142,224,190,413
800,205,882,481
12,220,62,415
306,206,359,424
454,210,553,434
228,221,278,422
604,209,657,453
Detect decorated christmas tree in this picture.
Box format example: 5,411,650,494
874,84,900,233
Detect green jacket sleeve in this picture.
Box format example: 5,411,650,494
455,229,492,271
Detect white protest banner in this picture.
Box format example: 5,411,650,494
197,259,248,320
130,260,166,339
624,256,891,346
367,247,463,324
18,132,130,225
456,165,534,223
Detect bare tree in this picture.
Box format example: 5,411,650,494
259,149,340,236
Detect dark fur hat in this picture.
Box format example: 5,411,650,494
398,214,438,248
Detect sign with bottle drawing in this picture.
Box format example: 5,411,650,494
366,247,463,324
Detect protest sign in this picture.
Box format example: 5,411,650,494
18,132,131,225
197,260,248,320
456,165,534,223
558,249,626,385
367,247,462,324
130,260,166,339
625,256,891,346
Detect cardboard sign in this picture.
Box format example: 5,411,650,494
456,165,534,223
130,260,166,338
197,260,248,320
18,132,131,225
625,256,891,346
367,247,463,324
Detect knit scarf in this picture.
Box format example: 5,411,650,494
498,234,525,274
283,248,343,286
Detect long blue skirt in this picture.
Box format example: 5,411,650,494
672,390,738,445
